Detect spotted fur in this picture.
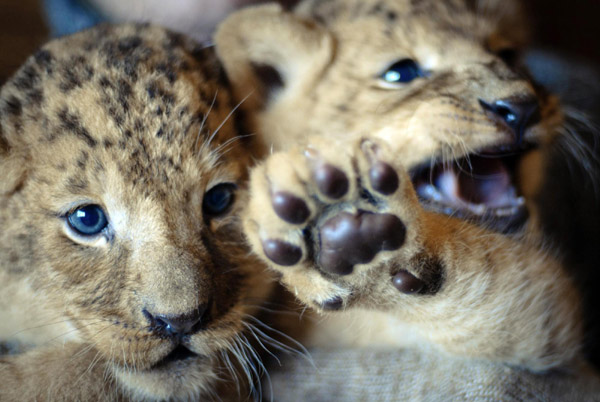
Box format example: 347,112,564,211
0,24,275,400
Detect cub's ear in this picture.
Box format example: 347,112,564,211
467,0,529,46
214,4,333,109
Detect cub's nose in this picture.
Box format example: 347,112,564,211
479,97,541,144
144,304,209,337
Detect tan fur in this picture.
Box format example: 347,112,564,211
215,0,584,371
0,24,275,400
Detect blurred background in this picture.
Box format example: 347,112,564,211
1,0,599,84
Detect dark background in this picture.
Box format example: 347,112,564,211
0,0,599,83
528,0,600,66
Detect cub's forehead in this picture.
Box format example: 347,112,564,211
300,0,476,23
0,23,248,206
298,0,508,42
0,23,237,173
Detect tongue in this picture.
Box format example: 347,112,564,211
457,157,511,206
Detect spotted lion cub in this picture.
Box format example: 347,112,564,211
216,0,586,370
0,24,274,400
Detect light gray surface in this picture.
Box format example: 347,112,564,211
267,347,600,402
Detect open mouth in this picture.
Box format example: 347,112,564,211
411,142,534,232
153,344,199,369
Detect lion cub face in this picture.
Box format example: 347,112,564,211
0,24,272,399
216,0,561,232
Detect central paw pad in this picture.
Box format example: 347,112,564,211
319,211,406,275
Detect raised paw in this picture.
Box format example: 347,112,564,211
243,139,426,308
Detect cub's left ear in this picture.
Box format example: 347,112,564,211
467,0,529,46
214,4,333,110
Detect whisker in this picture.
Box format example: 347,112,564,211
242,322,281,366
243,314,314,368
204,91,253,150
195,90,218,151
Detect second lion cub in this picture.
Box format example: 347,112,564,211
216,0,585,370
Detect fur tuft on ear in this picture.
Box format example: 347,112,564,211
214,4,333,109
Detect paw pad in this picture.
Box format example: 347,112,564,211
315,164,349,199
318,211,406,275
262,239,302,266
272,192,310,224
369,162,399,195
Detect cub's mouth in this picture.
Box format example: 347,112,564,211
411,142,535,232
151,344,200,370
155,345,199,367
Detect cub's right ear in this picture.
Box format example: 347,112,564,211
215,4,333,109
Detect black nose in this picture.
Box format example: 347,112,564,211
145,304,209,337
479,97,541,144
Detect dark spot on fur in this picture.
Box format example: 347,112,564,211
108,106,125,127
34,49,54,72
117,79,132,111
165,31,185,49
66,176,89,192
10,230,38,271
156,62,177,84
58,108,98,148
4,96,22,117
14,65,37,91
8,252,19,263
118,36,142,52
0,130,9,154
134,118,144,133
27,88,44,107
59,55,93,93
77,151,89,169
101,35,152,82
145,80,175,106
146,83,157,99
99,76,111,88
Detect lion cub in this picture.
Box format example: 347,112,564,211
0,24,274,400
216,0,585,370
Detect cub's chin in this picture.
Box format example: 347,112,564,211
112,353,219,401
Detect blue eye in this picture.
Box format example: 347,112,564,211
380,59,423,84
67,205,108,235
203,183,236,216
